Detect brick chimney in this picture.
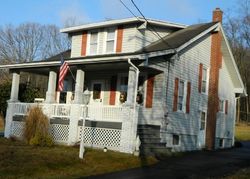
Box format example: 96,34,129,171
205,8,223,150
213,8,223,23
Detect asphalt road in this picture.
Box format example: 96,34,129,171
84,142,250,179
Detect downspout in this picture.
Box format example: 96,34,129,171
128,58,140,153
128,58,140,109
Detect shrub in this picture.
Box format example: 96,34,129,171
0,81,11,116
24,106,53,147
0,113,4,131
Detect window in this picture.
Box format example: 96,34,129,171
202,67,208,93
93,84,101,100
219,138,224,148
172,134,180,145
200,111,206,130
119,76,128,103
89,31,98,55
106,28,116,53
219,99,225,112
178,80,185,111
219,99,228,114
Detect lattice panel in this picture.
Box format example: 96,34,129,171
80,127,121,150
50,124,69,143
11,121,25,138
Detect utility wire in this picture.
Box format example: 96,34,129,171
130,0,177,52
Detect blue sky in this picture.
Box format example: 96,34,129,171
0,0,239,27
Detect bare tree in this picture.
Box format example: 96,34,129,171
0,23,70,63
224,0,250,122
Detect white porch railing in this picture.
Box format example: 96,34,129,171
51,104,71,118
84,105,123,122
13,103,41,115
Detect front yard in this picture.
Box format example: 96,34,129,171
0,138,157,178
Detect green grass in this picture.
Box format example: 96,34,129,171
235,123,250,141
0,138,157,178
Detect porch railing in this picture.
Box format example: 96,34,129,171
85,105,123,122
12,103,124,122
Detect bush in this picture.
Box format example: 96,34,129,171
0,81,11,116
24,106,53,147
0,113,4,131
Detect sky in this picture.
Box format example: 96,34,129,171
0,0,240,28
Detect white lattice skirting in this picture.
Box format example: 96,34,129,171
78,126,121,151
50,124,69,143
10,121,69,144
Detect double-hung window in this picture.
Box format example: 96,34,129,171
178,80,185,111
89,31,98,55
106,28,116,53
202,67,208,93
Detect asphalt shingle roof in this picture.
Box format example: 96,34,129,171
139,22,217,53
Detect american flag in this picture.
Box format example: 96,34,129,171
57,55,69,91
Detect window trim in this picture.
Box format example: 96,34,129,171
172,134,181,146
177,79,187,112
87,30,100,56
103,27,117,54
201,66,209,94
219,99,226,113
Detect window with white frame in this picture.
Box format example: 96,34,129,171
172,134,180,146
219,99,225,112
178,80,185,111
106,28,116,53
89,31,98,55
202,67,208,93
200,111,206,130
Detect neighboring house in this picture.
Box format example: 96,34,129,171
0,8,246,154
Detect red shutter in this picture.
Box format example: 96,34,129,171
81,31,88,56
173,78,179,111
225,100,228,114
109,76,117,105
116,26,123,53
198,63,203,93
146,74,154,108
186,82,191,113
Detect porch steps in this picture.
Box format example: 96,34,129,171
137,125,171,157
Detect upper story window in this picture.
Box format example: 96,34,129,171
89,31,98,55
178,80,185,111
202,67,208,93
199,63,209,94
106,28,116,53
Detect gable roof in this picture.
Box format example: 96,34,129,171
60,17,186,33
138,22,217,53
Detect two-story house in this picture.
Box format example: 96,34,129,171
0,8,245,155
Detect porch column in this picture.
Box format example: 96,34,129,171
10,72,20,102
74,69,85,104
127,66,137,105
45,70,57,103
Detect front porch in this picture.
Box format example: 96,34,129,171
7,102,138,153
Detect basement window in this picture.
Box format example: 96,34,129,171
172,134,180,146
219,138,224,148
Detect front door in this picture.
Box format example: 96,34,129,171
90,80,104,105
198,111,207,148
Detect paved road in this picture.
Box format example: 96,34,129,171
84,142,250,179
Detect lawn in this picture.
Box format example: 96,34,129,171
235,123,250,141
0,138,157,178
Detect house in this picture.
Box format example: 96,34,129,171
0,8,245,154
